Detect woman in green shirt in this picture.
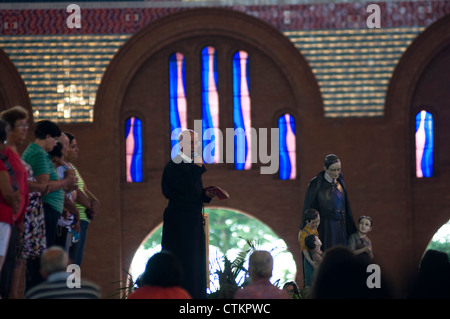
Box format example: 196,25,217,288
22,120,77,248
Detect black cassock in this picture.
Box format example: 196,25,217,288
301,171,357,252
161,155,211,299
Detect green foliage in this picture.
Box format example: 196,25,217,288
425,220,450,261
207,238,258,299
142,226,162,250
132,207,297,298
107,270,139,299
207,208,277,254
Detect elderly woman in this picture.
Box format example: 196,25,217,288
0,106,30,234
0,119,22,296
0,107,31,298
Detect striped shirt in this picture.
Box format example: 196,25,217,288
22,143,64,213
67,163,89,222
25,271,101,299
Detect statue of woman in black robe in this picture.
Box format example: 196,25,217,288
161,130,215,299
301,154,356,252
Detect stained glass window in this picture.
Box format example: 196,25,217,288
415,110,434,178
279,113,296,180
201,46,220,164
169,52,188,159
125,116,143,182
233,50,252,170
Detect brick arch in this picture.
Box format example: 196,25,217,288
385,13,450,263
95,8,322,129
128,205,298,283
0,49,32,116
94,8,322,288
385,13,450,121
0,49,33,153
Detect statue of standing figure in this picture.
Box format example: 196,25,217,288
301,154,357,252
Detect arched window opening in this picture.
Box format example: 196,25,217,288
278,113,297,180
233,50,252,170
169,52,188,159
128,207,297,296
125,116,143,182
415,110,434,178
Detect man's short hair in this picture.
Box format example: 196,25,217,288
34,120,61,140
40,246,69,276
249,250,273,279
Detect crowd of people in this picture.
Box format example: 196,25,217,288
127,246,449,300
0,106,100,299
1,117,448,300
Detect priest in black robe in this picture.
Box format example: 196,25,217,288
161,130,216,299
301,154,356,252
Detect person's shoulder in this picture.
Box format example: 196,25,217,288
166,156,183,167
23,142,41,153
348,232,358,239
272,286,290,299
80,279,101,290
22,143,45,162
233,287,246,299
0,145,12,156
25,279,101,299
163,157,180,174
173,286,192,299
307,171,323,186
78,280,101,297
0,146,17,162
23,280,55,299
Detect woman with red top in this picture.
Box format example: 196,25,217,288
127,251,192,299
0,106,31,298
0,119,21,294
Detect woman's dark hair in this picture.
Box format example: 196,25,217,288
65,132,75,143
139,251,183,287
48,141,63,158
324,154,340,169
34,120,61,139
305,234,317,250
0,119,10,142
